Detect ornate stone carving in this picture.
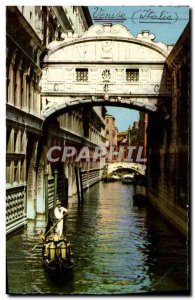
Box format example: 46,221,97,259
82,24,134,39
102,69,111,92
54,83,58,91
101,41,113,59
102,69,111,81
46,24,172,59
103,84,109,92
154,84,160,93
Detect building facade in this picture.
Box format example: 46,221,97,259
147,23,190,237
6,6,104,235
129,121,139,146
138,112,148,161
117,130,129,161
105,114,118,149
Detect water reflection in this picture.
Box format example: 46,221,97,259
7,181,188,294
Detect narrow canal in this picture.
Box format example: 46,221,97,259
7,181,188,295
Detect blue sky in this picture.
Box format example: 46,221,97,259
105,107,140,131
88,6,189,131
89,6,189,44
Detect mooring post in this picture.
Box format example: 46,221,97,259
79,167,84,202
75,166,81,203
44,172,48,223
54,169,58,207
65,176,69,205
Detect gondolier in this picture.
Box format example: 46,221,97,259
54,201,68,237
32,201,74,270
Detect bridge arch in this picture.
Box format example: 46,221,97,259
40,23,172,121
107,162,146,176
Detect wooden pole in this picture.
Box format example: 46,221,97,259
79,167,84,202
65,177,69,205
75,166,80,203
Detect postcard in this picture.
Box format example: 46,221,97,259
6,5,190,295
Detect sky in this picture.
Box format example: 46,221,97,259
88,6,190,131
89,6,189,44
105,107,139,131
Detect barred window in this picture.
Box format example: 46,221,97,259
126,69,139,82
76,68,88,82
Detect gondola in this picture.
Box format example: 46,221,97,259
122,173,135,184
42,232,74,270
133,174,147,206
32,214,74,270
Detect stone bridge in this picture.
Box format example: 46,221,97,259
107,162,146,176
40,23,172,121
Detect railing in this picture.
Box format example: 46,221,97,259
6,184,27,234
81,168,101,190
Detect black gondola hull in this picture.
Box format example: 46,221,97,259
42,237,74,271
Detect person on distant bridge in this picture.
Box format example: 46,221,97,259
54,200,68,237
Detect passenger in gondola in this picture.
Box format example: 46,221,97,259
54,200,68,237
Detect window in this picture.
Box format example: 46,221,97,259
6,162,11,184
106,119,109,124
106,130,109,134
126,69,139,82
76,68,88,82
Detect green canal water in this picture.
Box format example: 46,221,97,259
6,181,188,295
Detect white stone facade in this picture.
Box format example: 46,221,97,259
41,24,172,119
6,6,100,234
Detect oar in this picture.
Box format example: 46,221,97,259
32,214,66,251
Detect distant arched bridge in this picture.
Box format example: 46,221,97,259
107,162,146,176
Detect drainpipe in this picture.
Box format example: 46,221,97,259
44,172,48,223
